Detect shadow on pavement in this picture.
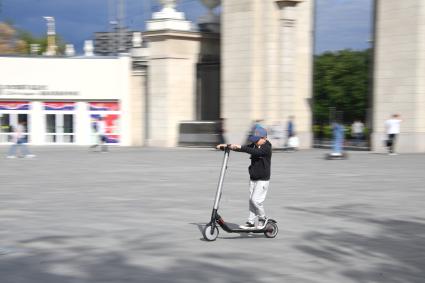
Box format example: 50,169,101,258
288,204,425,283
1,237,280,283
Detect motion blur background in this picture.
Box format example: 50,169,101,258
1,0,424,152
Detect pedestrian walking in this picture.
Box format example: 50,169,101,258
89,116,108,152
245,119,263,145
217,118,226,144
331,121,345,156
6,121,35,158
351,120,364,146
385,114,402,155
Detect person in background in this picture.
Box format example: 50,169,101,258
331,121,345,156
217,118,226,145
245,119,264,145
287,116,295,138
6,121,35,158
351,119,364,146
385,114,402,155
285,116,295,147
271,121,284,149
89,116,108,152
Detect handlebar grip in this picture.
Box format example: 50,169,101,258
219,144,232,151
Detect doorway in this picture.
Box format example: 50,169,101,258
45,113,75,143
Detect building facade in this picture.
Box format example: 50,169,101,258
372,0,425,153
0,56,144,146
0,0,315,149
221,0,314,147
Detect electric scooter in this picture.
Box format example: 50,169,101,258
202,145,279,241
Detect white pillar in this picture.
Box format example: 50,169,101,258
30,101,44,145
118,55,132,146
75,102,90,145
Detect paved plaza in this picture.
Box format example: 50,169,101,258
0,146,424,283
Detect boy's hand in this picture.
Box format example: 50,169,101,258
230,144,241,150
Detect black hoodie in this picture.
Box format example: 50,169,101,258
240,140,272,181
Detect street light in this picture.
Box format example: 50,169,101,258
43,16,57,56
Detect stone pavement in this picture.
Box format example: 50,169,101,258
0,146,424,283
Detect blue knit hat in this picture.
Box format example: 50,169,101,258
248,126,267,143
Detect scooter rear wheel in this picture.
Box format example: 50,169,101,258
264,222,278,238
202,225,219,241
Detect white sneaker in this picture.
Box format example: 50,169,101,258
6,155,16,159
25,154,36,158
256,217,268,229
389,153,398,156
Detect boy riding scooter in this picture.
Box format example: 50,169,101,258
217,126,272,229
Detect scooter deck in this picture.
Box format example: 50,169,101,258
217,218,276,234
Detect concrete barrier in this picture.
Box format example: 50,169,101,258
178,121,221,147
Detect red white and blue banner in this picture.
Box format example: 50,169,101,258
90,114,120,143
44,102,75,111
0,101,30,110
89,102,120,111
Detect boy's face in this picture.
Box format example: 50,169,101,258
255,137,267,146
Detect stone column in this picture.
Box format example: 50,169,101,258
278,1,296,117
276,0,312,148
372,0,425,153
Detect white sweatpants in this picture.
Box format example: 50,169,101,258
248,180,270,223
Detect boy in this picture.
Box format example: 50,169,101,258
216,126,272,229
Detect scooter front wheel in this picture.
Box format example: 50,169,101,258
202,225,219,241
264,222,278,238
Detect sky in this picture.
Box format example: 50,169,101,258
0,0,373,54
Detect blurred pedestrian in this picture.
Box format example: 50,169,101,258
89,116,108,152
331,121,345,156
351,120,364,146
270,121,284,148
285,116,295,147
245,119,263,145
6,121,35,158
385,114,402,155
217,118,226,144
287,116,295,139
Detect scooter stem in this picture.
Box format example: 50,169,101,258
213,148,230,210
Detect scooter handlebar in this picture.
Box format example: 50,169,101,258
217,144,232,151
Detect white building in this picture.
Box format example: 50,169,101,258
0,55,143,146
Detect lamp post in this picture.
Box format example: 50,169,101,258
43,16,57,56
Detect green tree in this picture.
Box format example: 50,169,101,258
313,49,371,124
0,21,26,54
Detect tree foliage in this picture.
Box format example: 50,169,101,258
0,22,26,54
313,49,371,124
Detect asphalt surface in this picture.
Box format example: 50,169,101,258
0,146,424,283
